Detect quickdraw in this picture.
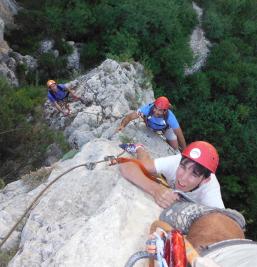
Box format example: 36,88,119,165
125,229,187,267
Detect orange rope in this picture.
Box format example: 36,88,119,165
110,157,157,181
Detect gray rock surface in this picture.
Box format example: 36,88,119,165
1,140,162,266
0,0,18,29
0,59,175,266
185,1,211,75
67,41,80,71
0,1,38,86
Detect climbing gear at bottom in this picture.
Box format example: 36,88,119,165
0,151,124,249
125,229,187,267
125,220,220,267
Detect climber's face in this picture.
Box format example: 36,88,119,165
153,106,167,117
49,83,57,92
175,158,209,192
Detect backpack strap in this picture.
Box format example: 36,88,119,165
145,103,170,130
48,90,57,101
144,103,154,127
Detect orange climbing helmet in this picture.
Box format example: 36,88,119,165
182,141,219,173
47,80,56,87
154,96,171,110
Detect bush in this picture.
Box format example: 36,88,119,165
0,178,5,189
80,41,102,68
0,246,18,267
37,52,68,83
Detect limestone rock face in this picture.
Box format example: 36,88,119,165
38,39,80,73
185,1,211,75
45,59,175,155
0,1,38,86
0,59,175,266
0,0,18,27
0,0,17,85
66,41,80,71
1,140,162,266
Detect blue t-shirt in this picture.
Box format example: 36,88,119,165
47,84,68,103
138,103,179,131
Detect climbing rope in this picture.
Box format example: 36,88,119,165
124,251,155,267
0,150,125,249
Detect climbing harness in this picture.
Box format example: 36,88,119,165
125,229,187,267
0,151,125,249
151,230,168,267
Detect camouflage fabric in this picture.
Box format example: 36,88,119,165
159,200,245,235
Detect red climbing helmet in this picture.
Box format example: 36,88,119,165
154,96,171,110
47,80,56,87
182,141,219,173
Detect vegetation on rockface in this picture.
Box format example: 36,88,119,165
179,0,257,239
3,0,257,239
0,245,19,267
0,77,69,185
6,0,197,84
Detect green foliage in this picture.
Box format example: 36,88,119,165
21,166,52,190
244,175,257,239
55,40,74,56
0,178,5,189
37,52,68,83
119,134,134,145
0,246,18,267
9,0,197,84
80,41,103,68
61,149,79,161
5,0,257,240
107,31,139,61
177,0,257,240
63,1,94,40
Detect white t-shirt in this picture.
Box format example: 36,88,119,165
154,154,225,209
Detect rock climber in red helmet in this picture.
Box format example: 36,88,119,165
116,96,186,151
119,141,224,209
